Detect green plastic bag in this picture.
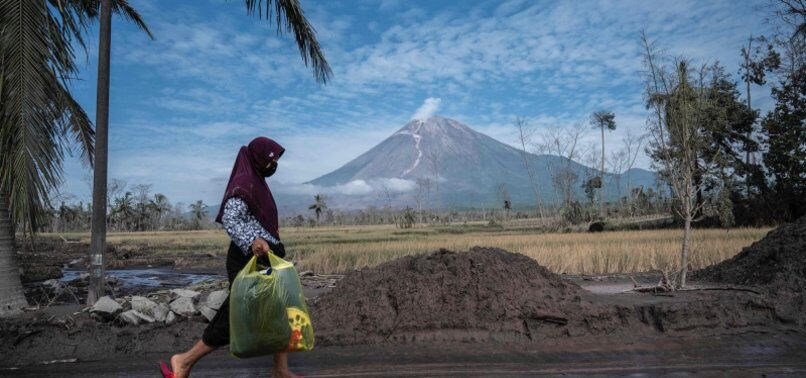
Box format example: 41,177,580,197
229,252,314,358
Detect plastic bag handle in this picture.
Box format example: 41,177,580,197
244,251,291,273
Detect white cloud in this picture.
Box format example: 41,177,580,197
411,97,442,120
276,178,416,196
379,178,417,192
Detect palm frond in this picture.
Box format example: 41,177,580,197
0,0,94,232
243,0,333,84
59,0,153,39
109,0,153,39
56,81,94,164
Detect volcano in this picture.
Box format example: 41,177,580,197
307,116,656,207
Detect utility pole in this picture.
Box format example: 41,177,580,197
88,0,112,305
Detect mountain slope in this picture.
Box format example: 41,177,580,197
309,116,657,207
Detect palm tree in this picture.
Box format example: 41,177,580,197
0,1,144,316
308,194,328,225
84,0,152,304
110,192,135,231
590,110,616,218
149,193,171,230
189,200,208,230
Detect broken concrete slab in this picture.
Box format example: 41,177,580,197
130,296,159,314
165,311,177,324
152,303,170,322
90,296,122,318
170,289,200,299
118,310,141,325
198,305,217,322
132,310,155,323
203,290,227,311
169,296,197,317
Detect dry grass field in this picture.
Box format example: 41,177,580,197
51,222,771,275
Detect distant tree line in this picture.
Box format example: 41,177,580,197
42,179,212,233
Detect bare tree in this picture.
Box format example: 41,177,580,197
498,183,511,221
415,178,434,223
642,32,717,288
132,184,152,231
107,178,127,215
514,117,544,218
535,123,588,207
375,182,396,209
413,179,429,225
426,151,441,208
621,130,646,197
608,148,629,200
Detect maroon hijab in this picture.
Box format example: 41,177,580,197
215,137,285,238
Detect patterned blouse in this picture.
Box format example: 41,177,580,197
222,197,279,255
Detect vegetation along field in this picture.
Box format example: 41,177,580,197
48,224,771,275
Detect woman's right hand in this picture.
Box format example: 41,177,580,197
251,238,269,257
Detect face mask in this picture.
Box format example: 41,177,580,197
263,161,277,177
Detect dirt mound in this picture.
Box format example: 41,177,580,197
312,247,594,345
693,216,806,325
312,247,801,346
693,216,806,290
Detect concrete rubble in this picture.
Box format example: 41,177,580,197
90,296,122,319
36,272,342,327
198,290,228,322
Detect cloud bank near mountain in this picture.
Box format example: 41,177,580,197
276,178,416,196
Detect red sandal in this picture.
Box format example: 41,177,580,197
158,360,175,378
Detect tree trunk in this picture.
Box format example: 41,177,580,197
0,191,28,317
600,126,605,218
88,0,112,305
744,37,752,196
680,214,691,288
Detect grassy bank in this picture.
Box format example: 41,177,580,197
49,223,771,275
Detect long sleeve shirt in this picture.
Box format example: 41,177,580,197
221,197,279,255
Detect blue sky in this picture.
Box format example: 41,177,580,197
61,0,778,206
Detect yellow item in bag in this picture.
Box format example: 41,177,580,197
229,253,314,358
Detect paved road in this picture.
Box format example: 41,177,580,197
4,332,806,377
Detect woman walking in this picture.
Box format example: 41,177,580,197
161,137,297,378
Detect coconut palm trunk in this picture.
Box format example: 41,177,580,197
87,0,112,305
0,191,27,316
600,125,605,217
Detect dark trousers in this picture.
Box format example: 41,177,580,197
202,242,268,348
